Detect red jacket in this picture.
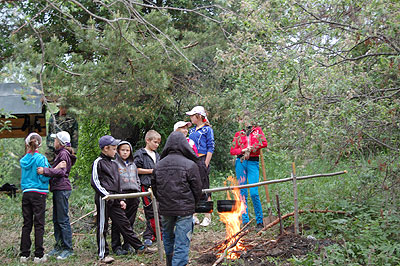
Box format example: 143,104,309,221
230,126,268,158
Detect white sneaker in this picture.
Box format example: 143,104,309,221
20,256,29,263
33,255,48,263
193,216,200,225
200,217,211,227
99,256,115,263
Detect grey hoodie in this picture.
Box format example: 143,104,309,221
113,141,141,192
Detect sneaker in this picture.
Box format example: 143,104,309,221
47,248,61,257
193,216,200,225
256,223,264,231
136,245,157,254
20,256,29,263
33,255,48,263
99,256,115,263
200,217,211,227
114,247,128,256
56,249,74,260
143,239,152,247
123,245,135,254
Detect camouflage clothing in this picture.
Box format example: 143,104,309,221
46,111,78,162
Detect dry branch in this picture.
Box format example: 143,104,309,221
212,230,249,266
257,209,348,235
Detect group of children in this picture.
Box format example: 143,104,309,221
19,105,268,265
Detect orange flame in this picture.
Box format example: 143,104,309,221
217,176,247,259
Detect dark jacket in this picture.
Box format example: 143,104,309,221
152,132,202,217
43,147,76,191
113,141,141,192
91,152,122,198
133,148,160,186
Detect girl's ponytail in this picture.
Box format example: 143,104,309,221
25,133,42,153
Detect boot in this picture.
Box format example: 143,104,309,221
166,254,173,266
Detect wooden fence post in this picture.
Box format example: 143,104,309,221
292,162,299,235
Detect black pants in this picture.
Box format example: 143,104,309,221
20,192,47,258
95,194,143,259
141,185,162,241
198,156,211,201
111,194,140,252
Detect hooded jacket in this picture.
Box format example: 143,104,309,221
152,131,202,216
113,141,141,192
133,147,160,186
20,152,51,194
43,147,77,191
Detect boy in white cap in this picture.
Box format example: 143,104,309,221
174,121,198,156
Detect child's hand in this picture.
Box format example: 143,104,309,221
120,201,126,210
55,161,67,169
37,167,44,175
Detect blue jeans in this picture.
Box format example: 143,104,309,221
161,215,193,266
235,158,264,225
53,190,73,251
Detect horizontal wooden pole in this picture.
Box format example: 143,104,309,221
202,170,347,194
102,170,347,200
102,191,151,200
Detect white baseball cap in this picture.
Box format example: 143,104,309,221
185,106,206,117
173,121,192,131
25,132,42,147
51,131,71,146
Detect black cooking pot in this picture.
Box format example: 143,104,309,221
195,200,213,213
217,200,238,213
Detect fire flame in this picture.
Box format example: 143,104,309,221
216,176,247,259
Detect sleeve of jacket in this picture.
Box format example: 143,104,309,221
151,168,157,199
206,127,215,154
133,150,144,168
91,158,110,198
188,163,202,205
230,131,243,156
38,155,51,183
42,152,70,178
253,127,268,151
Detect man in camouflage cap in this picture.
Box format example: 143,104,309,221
46,99,78,163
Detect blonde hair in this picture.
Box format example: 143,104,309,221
145,130,161,141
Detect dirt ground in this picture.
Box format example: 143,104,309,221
191,224,337,266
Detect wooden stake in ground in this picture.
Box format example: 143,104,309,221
149,188,163,262
276,194,283,235
292,162,299,235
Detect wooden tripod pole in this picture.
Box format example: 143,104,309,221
260,149,271,211
292,162,299,235
149,188,164,262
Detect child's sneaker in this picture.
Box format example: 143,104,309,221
33,255,47,263
56,249,74,260
47,248,61,257
136,245,157,254
200,217,211,227
143,239,152,247
193,216,200,225
99,256,114,263
20,256,29,263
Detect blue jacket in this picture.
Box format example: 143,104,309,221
188,125,215,155
20,152,51,193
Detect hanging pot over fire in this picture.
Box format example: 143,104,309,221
217,200,239,213
195,200,214,213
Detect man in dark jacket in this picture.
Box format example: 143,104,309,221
152,131,202,266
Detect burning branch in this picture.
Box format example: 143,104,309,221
212,230,249,266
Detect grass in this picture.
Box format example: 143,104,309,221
0,150,399,265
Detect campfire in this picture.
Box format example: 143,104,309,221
215,176,247,260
